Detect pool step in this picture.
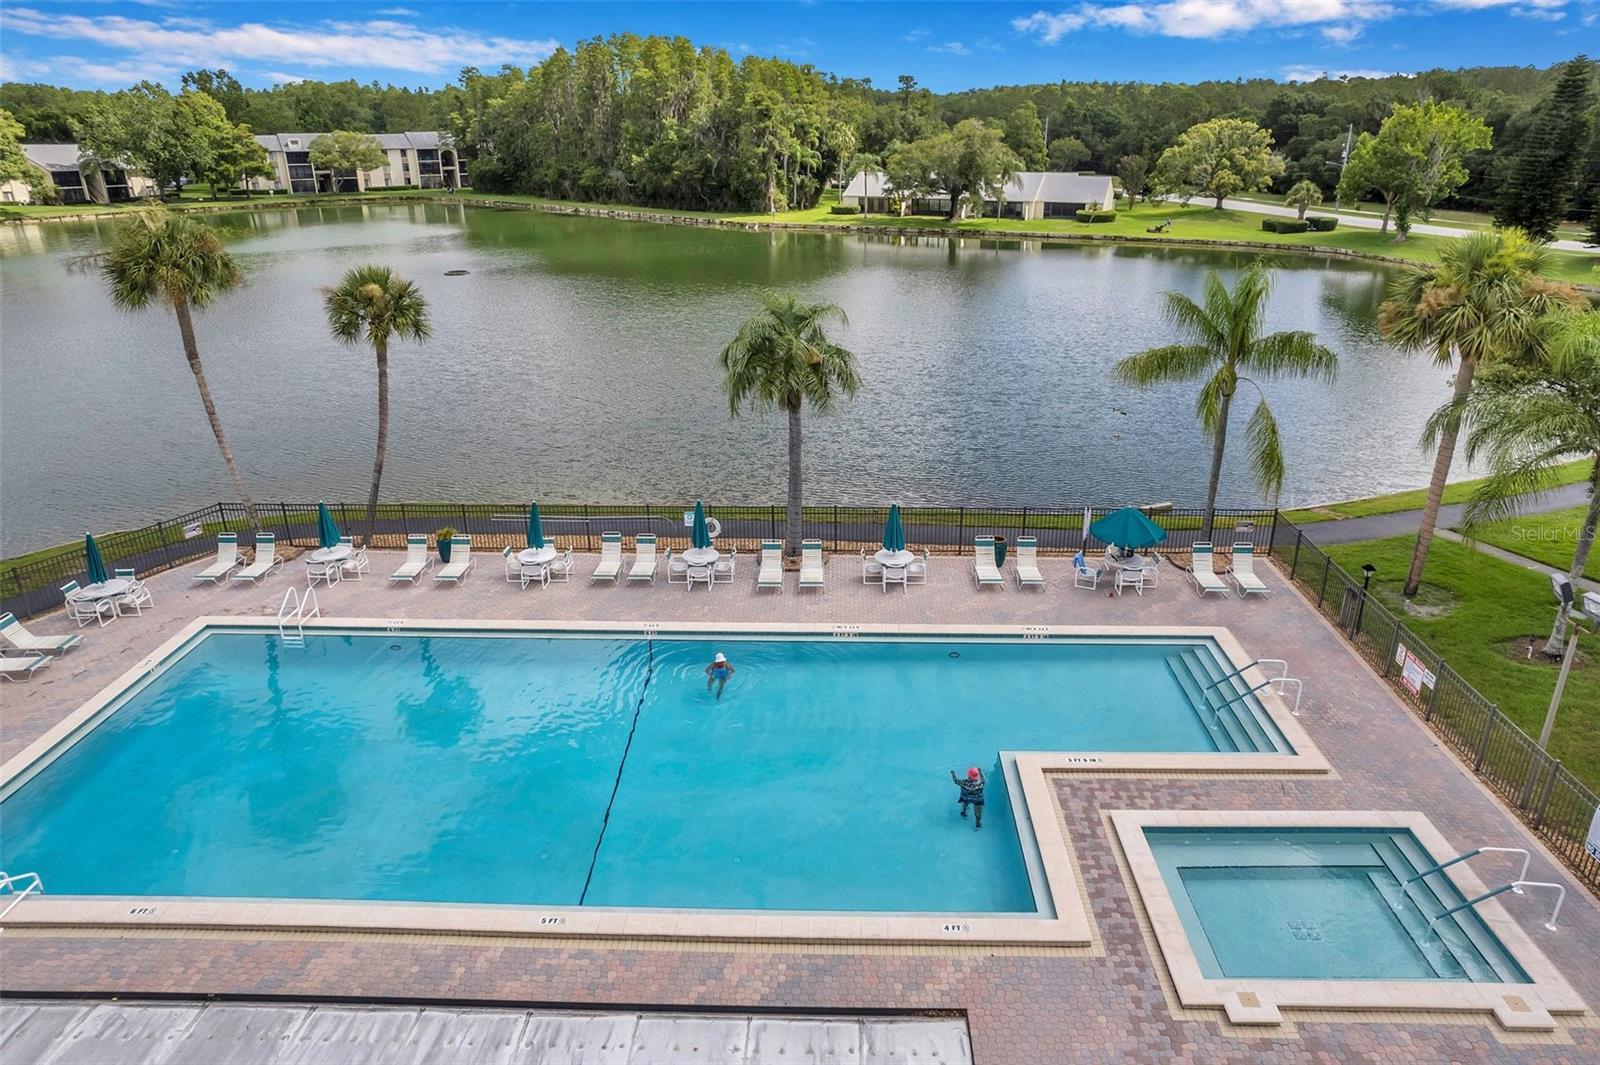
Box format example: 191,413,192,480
1165,651,1256,753
1179,649,1282,754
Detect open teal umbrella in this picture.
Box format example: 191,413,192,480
316,501,342,549
691,501,713,550
881,505,906,553
526,501,546,550
1089,507,1168,550
84,533,108,585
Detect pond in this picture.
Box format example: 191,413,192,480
0,202,1446,553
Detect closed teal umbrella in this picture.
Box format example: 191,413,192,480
526,501,546,550
316,501,342,549
691,501,713,550
881,505,906,553
84,533,108,585
1089,507,1168,550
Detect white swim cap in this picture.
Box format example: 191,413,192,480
714,652,727,663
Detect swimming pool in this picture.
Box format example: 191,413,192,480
1145,827,1530,983
1,627,1290,915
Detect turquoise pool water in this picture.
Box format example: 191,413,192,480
2,631,1280,913
1147,828,1531,983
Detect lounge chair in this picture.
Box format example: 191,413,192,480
0,612,81,655
61,581,114,627
232,534,283,584
1072,552,1099,590
1015,536,1045,590
756,540,783,591
113,567,154,614
1230,543,1270,598
1188,543,1229,598
972,537,1003,589
628,534,660,583
591,532,623,582
0,653,50,681
390,535,433,583
547,547,575,583
192,533,242,583
434,535,474,584
798,540,825,591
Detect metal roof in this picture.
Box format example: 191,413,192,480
19,144,85,173
253,132,451,154
846,169,1112,205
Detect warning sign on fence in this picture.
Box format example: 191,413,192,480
1587,807,1600,863
1399,649,1433,697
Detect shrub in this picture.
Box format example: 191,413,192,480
829,204,861,215
1260,217,1310,234
1076,209,1116,223
1306,215,1339,231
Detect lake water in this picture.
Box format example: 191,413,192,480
0,202,1450,553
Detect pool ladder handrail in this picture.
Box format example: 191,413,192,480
1406,846,1531,890
0,871,43,919
277,584,321,646
1430,879,1566,932
1203,658,1304,716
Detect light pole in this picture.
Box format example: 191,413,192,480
1539,575,1598,750
1356,562,1376,633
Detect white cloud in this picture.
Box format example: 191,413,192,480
1321,23,1365,41
57,55,185,86
1281,64,1405,81
1434,0,1567,16
374,6,420,14
263,71,310,84
0,9,560,77
928,41,971,55
902,28,931,41
1013,2,1396,42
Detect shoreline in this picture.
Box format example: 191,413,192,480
12,191,1595,289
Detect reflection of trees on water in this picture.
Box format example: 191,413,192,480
396,638,486,749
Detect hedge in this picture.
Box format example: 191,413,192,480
1306,215,1339,231
829,204,861,215
1260,217,1311,234
1075,209,1116,223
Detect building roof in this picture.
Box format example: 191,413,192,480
254,131,452,155
20,143,85,173
846,169,1113,205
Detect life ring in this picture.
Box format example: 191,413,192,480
705,517,722,539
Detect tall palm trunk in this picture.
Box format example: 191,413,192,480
365,341,389,547
1544,455,1600,656
1404,351,1478,596
1201,391,1233,542
785,401,803,558
174,294,257,528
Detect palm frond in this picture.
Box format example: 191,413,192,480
1244,398,1286,502
1114,344,1214,387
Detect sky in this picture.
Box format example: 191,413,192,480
0,1,1592,93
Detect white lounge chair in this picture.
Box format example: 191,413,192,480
713,549,737,585
192,533,242,583
435,535,474,584
972,537,1003,589
591,532,623,582
0,654,50,681
798,540,824,591
548,547,575,583
0,612,80,655
1231,543,1270,598
756,540,783,591
1189,543,1230,598
1072,552,1099,590
232,534,283,584
628,535,660,583
113,567,154,614
389,535,433,583
61,581,114,627
1015,536,1045,590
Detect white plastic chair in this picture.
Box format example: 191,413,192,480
390,535,433,583
1231,543,1270,597
1072,553,1099,590
232,535,283,584
434,536,474,584
192,533,242,583
1189,543,1230,598
1014,536,1045,590
882,565,908,593
687,563,712,591
972,537,1003,589
591,532,623,583
860,549,883,585
628,535,660,583
61,580,114,627
757,540,783,591
547,547,574,583
1116,567,1145,597
798,540,824,591
114,567,154,614
713,549,737,584
907,550,928,585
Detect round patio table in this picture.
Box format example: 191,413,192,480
518,546,557,566
308,544,351,564
874,549,915,567
681,547,720,566
76,578,132,602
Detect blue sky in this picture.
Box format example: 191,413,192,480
0,1,1592,92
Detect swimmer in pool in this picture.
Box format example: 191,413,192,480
951,766,985,829
704,652,735,699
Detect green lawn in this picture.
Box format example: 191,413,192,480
1322,535,1599,790
1226,191,1593,241
1469,506,1597,580
1285,459,1594,524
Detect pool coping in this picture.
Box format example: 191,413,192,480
1108,809,1588,1031
0,618,1329,948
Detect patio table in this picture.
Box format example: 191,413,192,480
681,547,720,566
518,546,557,566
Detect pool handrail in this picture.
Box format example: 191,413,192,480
1432,879,1566,932
1199,658,1260,692
1406,846,1531,889
0,870,42,919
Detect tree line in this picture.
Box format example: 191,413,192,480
3,46,1596,229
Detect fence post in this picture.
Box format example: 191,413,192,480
1291,529,1302,577
7,569,25,619
1423,670,1442,722
584,504,593,552
1381,623,1402,678
957,507,966,548
1533,760,1561,829
832,505,839,552
1020,507,1029,539
1473,704,1497,772
1317,555,1331,608
1269,509,1280,556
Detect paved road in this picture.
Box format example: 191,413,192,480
1176,196,1597,254
1298,481,1592,545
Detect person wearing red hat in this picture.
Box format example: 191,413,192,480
950,766,985,829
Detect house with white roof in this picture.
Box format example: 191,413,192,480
841,169,1115,220
246,132,468,195
0,144,159,205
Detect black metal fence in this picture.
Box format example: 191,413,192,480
1276,518,1600,895
0,500,1279,621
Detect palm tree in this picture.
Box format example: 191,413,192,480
1441,308,1600,656
720,294,861,557
323,265,431,545
1379,230,1585,597
1116,261,1338,541
102,209,257,526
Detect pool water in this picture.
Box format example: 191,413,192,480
3,631,1279,913
1147,828,1531,983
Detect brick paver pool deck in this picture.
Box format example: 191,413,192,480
3,552,1597,1063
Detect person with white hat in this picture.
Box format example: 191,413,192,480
704,651,736,699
